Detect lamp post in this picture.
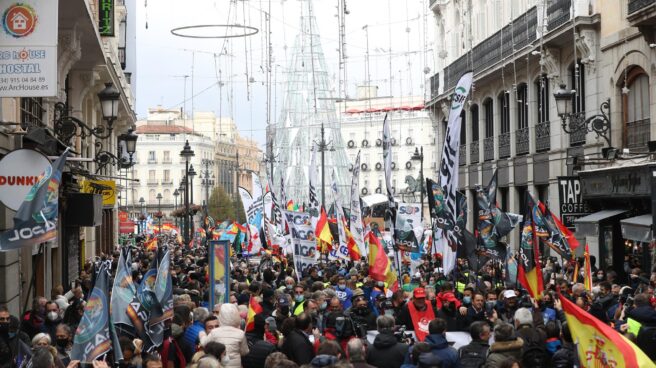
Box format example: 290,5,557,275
156,193,163,233
553,84,611,147
173,189,180,229
138,197,145,233
201,159,215,245
188,164,197,242
179,181,186,235
411,146,424,222
180,140,195,245
313,122,335,208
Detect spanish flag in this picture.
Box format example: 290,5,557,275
559,292,655,367
145,238,158,252
367,231,398,291
584,244,593,292
344,223,361,261
315,207,333,245
286,200,295,211
245,296,263,332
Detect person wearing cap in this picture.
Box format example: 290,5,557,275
395,287,438,341
346,289,377,333
497,289,519,323
435,288,467,332
273,295,291,328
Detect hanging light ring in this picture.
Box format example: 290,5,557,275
170,24,259,39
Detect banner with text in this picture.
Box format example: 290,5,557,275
285,211,318,275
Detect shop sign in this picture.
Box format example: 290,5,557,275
98,0,114,36
580,166,651,198
558,176,590,229
81,180,116,207
0,0,58,97
0,149,50,211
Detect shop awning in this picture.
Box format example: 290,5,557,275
574,209,629,237
621,214,653,243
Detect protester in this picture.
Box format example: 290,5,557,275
280,312,315,365
346,338,376,368
484,323,524,368
202,303,248,368
366,315,409,368
458,321,491,368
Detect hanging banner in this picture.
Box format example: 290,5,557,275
0,0,58,97
285,211,317,275
81,179,116,207
349,151,366,256
209,240,230,307
395,203,422,252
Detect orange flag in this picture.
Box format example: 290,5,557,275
559,292,656,367
245,296,263,332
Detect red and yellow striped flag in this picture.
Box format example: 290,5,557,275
344,223,361,261
245,296,263,332
367,232,397,291
315,207,333,245
559,292,656,367
584,244,593,292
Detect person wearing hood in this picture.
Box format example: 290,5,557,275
242,314,276,368
484,323,524,368
202,303,249,368
366,315,409,368
404,318,458,368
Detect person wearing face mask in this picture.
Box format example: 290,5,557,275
396,288,439,341
21,297,47,339
282,277,296,294
346,292,377,335
436,291,465,332
273,295,291,327
292,285,307,316
54,324,72,366
0,312,30,366
161,314,187,368
43,301,61,342
334,277,353,310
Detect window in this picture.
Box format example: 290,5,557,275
163,170,170,182
471,105,479,141
149,189,156,202
484,99,494,138
20,97,44,128
499,92,510,133
164,189,170,201
148,151,156,162
517,84,528,129
163,151,170,163
535,75,549,124
623,68,650,149
570,61,585,114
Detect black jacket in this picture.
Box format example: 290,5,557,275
281,329,314,365
628,306,656,327
551,342,579,368
458,340,489,367
242,333,276,368
366,332,409,368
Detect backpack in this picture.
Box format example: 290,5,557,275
458,347,486,368
522,340,550,368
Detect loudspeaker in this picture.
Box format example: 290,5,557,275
65,193,102,227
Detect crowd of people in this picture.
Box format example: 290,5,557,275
1,234,655,368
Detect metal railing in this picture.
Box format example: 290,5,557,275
547,0,572,31
470,141,480,164
515,127,530,155
498,132,511,158
459,144,466,166
627,118,651,149
484,137,495,161
629,0,656,14
569,126,587,146
147,179,158,186
535,121,551,152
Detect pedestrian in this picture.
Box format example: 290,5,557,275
366,315,409,368
484,323,524,368
202,303,249,368
280,312,315,365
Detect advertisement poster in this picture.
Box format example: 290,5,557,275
209,240,230,307
0,0,58,97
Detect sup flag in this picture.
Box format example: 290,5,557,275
559,292,656,368
0,149,69,251
534,200,574,260
435,71,473,275
71,262,118,362
308,145,320,229
518,199,544,300
426,178,453,229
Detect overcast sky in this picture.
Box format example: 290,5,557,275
135,0,433,147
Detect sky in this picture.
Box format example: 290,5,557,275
135,0,434,148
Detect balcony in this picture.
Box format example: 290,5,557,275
118,47,126,70
483,137,495,161
515,127,530,156
569,126,586,146
147,179,159,186
629,0,656,16
627,118,651,150
459,144,466,166
470,141,480,164
498,132,511,159
535,121,551,152
162,158,172,164
148,159,157,164
547,0,572,32
628,0,656,41
429,73,440,101
161,178,173,185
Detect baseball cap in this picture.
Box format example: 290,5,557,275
413,287,426,299
277,296,290,306
503,290,517,299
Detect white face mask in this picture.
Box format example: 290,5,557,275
47,311,59,321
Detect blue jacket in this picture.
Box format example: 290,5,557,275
182,321,204,348
335,287,353,310
404,334,459,368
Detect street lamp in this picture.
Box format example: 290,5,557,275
173,189,180,229
138,197,145,233
313,122,335,208
156,193,163,233
411,146,425,222
98,82,121,125
553,84,611,147
201,159,215,245
188,164,197,242
180,140,195,245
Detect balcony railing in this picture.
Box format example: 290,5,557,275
147,179,158,186
148,159,157,164
547,0,572,31
459,145,466,166
515,127,530,155
569,126,586,146
535,121,551,152
629,0,656,14
162,158,172,164
161,179,173,185
627,118,651,149
498,132,511,159
484,137,495,161
430,73,440,100
470,141,480,164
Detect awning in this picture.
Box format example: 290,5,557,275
574,209,629,237
621,214,653,243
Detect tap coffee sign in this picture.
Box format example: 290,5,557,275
557,176,589,229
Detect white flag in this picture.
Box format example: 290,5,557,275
349,151,366,256
331,168,349,260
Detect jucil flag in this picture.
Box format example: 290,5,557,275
0,149,69,251
435,72,473,274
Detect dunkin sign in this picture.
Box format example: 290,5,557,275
0,149,50,211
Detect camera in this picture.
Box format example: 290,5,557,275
393,325,414,344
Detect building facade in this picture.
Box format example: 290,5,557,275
0,0,136,313
338,87,434,216
427,0,656,276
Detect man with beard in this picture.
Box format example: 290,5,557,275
497,290,519,324
436,290,466,332
396,288,438,341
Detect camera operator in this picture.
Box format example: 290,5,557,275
345,291,377,335
366,315,409,368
